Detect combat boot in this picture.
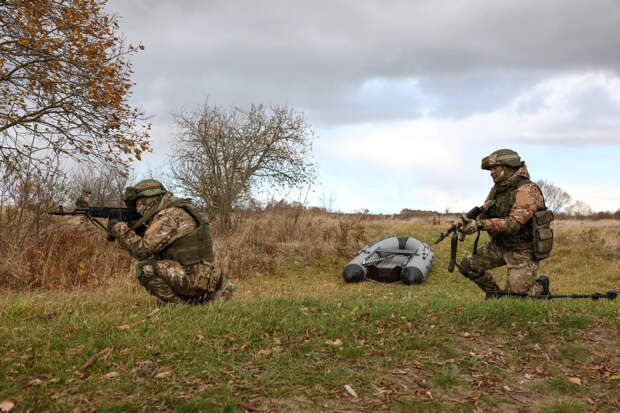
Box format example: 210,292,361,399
536,276,551,296
213,275,235,302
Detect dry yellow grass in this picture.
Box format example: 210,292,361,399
1,207,618,296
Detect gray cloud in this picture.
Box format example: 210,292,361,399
108,0,620,126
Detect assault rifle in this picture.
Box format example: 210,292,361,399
48,205,144,237
48,205,141,222
435,206,484,272
485,289,619,300
435,206,483,244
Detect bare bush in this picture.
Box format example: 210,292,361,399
0,152,69,241
70,165,133,207
0,155,136,291
170,102,316,230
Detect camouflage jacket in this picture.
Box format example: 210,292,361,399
112,193,198,261
480,163,545,249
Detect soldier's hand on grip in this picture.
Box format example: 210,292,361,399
458,215,479,236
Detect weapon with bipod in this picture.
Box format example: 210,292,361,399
485,289,619,300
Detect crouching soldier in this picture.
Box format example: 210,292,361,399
457,149,554,296
107,179,234,304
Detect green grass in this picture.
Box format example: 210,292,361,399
1,219,619,411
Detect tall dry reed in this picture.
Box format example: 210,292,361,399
0,215,133,291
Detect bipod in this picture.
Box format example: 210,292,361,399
485,289,619,301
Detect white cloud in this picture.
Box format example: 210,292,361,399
318,72,620,212
563,184,620,212
332,72,620,171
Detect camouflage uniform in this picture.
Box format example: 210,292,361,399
458,150,548,295
109,180,234,304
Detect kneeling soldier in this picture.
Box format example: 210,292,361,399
457,149,553,296
108,179,234,304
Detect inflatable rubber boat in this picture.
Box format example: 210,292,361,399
343,236,434,285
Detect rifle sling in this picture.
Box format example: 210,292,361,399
448,231,458,273
473,229,481,255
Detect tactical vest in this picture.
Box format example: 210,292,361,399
157,198,214,265
484,176,539,249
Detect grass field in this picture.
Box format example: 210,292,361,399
1,215,619,412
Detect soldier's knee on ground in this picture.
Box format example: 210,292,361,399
458,256,475,278
458,264,501,293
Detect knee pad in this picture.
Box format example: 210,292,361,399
135,259,157,286
458,263,484,281
457,258,474,278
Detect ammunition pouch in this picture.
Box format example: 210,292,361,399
192,261,221,293
531,209,554,260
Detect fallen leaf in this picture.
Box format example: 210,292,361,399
104,371,119,379
82,347,113,370
425,391,433,400
115,325,130,330
27,378,43,386
154,371,171,380
147,308,160,317
591,350,604,358
82,354,98,370
568,377,582,385
238,401,260,412
0,400,14,412
344,384,357,398
325,339,343,346
503,385,512,391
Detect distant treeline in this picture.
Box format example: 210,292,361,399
397,208,620,221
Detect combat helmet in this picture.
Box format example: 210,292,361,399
481,149,522,170
123,179,167,207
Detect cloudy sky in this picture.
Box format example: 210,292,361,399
108,0,620,213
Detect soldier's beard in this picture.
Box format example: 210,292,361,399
491,167,506,184
492,166,517,185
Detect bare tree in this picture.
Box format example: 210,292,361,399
170,102,316,229
0,0,150,174
567,200,593,218
535,180,571,214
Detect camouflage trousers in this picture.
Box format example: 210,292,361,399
459,241,543,295
135,259,234,304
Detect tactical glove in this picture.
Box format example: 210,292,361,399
458,215,482,236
